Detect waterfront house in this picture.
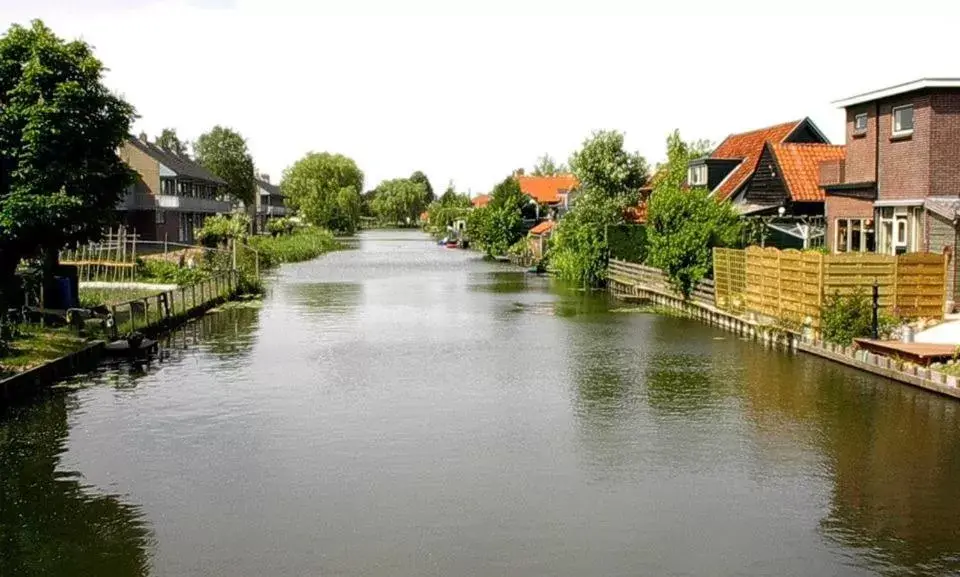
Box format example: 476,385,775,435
119,136,230,243
514,170,580,217
688,118,837,248
528,220,555,260
821,78,960,308
254,174,287,233
472,194,490,208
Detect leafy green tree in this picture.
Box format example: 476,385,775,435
410,171,434,202
194,126,255,205
646,130,741,297
425,184,472,238
531,153,568,176
155,128,189,156
0,20,135,312
281,152,364,234
371,178,429,226
468,176,527,257
550,130,649,285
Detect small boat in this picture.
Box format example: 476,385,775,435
445,240,458,248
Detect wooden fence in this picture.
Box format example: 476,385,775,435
608,259,715,308
108,271,237,336
714,247,947,327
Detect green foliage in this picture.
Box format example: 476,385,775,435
193,126,255,205
266,217,297,236
467,176,527,257
821,289,875,346
0,19,135,307
281,152,364,234
371,178,429,226
409,171,434,202
607,224,647,263
248,227,338,266
549,131,648,285
568,130,648,200
155,128,189,157
196,213,250,247
425,186,472,238
646,131,741,297
531,153,568,176
136,258,208,286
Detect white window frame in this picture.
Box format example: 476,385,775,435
892,104,914,137
854,113,868,133
688,164,707,186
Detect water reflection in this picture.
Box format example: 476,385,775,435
0,392,151,576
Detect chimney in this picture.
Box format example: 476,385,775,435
260,173,270,183
513,168,525,177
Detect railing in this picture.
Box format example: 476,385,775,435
108,270,237,335
263,205,287,216
608,259,715,308
119,192,232,214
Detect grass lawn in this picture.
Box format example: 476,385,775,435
79,286,166,308
0,327,88,380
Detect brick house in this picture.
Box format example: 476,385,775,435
515,171,580,218
118,136,230,243
821,78,960,308
688,119,839,248
254,174,287,233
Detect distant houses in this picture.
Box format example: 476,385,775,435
254,174,287,233
118,136,230,243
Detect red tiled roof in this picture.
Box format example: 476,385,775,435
516,174,579,204
419,211,429,221
529,220,555,235
711,120,804,201
472,194,490,208
624,204,647,223
769,143,846,202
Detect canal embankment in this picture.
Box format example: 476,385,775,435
607,258,960,400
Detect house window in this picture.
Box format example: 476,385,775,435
854,113,868,133
876,206,923,254
892,105,914,136
835,218,876,252
155,210,166,225
688,164,707,186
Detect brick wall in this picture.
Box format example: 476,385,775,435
927,212,958,307
844,104,877,184
825,195,875,251
878,94,931,199
929,92,960,196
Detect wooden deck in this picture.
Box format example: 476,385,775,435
855,339,958,365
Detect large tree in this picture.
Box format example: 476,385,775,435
467,175,528,257
409,171,434,203
531,153,568,176
281,152,364,234
646,130,741,297
550,130,649,285
371,178,429,226
0,20,135,309
155,127,189,157
193,126,255,205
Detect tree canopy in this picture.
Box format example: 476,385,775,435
409,171,434,203
281,152,364,234
194,126,255,205
424,183,472,237
0,20,135,293
467,176,529,257
646,130,741,297
371,178,429,226
549,130,649,285
155,128,189,157
531,153,568,176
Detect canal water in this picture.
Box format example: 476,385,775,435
2,229,960,577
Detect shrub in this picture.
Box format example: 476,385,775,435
821,289,895,345
247,227,337,265
607,224,647,263
136,258,209,286
197,213,250,247
266,217,297,237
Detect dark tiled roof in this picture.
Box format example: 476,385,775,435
710,120,803,201
127,137,227,185
256,177,283,197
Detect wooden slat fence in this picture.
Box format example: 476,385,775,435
108,271,237,336
713,247,947,327
608,259,714,308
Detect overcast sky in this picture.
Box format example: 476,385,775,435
3,0,959,195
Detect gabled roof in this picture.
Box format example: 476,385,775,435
529,220,555,235
639,166,666,193
256,177,283,197
516,174,579,204
126,137,227,185
833,78,960,108
472,194,490,208
768,143,846,202
710,119,807,202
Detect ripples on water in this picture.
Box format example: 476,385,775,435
2,230,960,577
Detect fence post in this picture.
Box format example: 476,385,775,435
817,252,824,330
111,305,118,339
129,302,137,332
143,298,150,328
893,255,899,315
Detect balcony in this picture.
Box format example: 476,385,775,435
259,205,288,217
119,192,232,214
